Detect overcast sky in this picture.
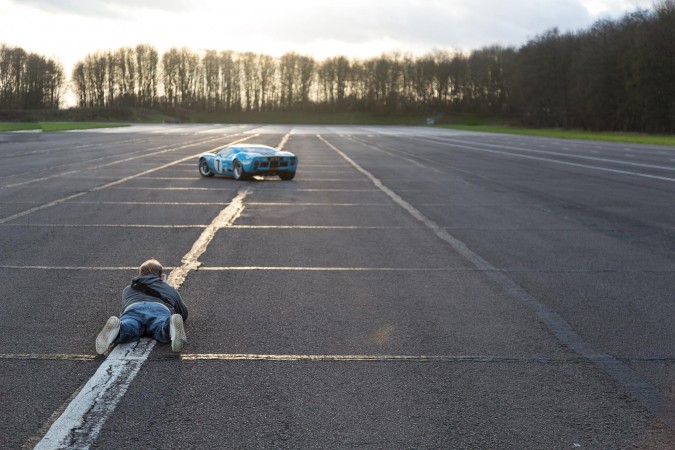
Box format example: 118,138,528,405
0,0,656,72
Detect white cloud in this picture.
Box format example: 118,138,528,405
0,0,657,69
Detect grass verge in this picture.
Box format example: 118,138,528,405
0,122,129,132
438,124,675,146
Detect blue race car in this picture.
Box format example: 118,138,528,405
197,144,297,180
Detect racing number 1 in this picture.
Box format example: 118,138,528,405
215,159,221,173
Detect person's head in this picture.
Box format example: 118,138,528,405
139,258,163,277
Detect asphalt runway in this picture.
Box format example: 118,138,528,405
1,124,673,448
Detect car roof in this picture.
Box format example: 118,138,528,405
228,144,276,151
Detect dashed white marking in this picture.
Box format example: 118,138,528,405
34,190,250,449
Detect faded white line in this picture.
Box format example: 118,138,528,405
0,353,96,361
420,136,675,182
229,225,413,229
34,189,250,449
9,352,670,363
0,136,256,224
317,134,675,431
1,135,228,189
0,265,141,271
248,202,394,206
106,187,240,191
135,177,199,180
67,201,229,206
200,266,464,271
277,131,292,150
0,224,206,228
347,135,443,174
179,353,582,362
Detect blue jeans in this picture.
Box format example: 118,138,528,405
118,301,172,344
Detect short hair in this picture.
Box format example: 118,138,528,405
139,258,163,276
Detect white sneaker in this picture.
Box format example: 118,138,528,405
96,316,120,355
169,314,187,352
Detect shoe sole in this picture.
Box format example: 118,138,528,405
96,316,120,355
170,315,187,352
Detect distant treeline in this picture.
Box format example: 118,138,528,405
1,1,674,132
0,45,64,109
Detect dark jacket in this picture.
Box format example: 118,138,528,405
121,275,188,320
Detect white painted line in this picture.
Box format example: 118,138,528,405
228,225,413,229
346,135,443,174
0,224,206,228
34,189,250,449
435,137,675,177
317,134,675,430
135,177,199,180
1,134,229,190
33,339,155,450
3,352,671,363
200,266,463,271
179,353,579,362
67,201,229,206
248,202,394,206
0,135,256,224
107,187,240,191
0,265,140,270
277,131,292,150
0,353,97,361
285,178,369,182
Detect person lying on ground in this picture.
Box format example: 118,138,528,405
96,258,188,354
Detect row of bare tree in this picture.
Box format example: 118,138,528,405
517,1,675,132
0,45,64,109
1,1,673,132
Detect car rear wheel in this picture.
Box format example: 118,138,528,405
199,159,214,177
279,171,295,181
233,160,250,180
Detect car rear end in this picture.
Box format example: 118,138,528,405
251,155,297,175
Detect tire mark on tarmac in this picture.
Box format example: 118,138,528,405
317,134,675,432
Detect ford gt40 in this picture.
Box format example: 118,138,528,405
198,144,297,180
